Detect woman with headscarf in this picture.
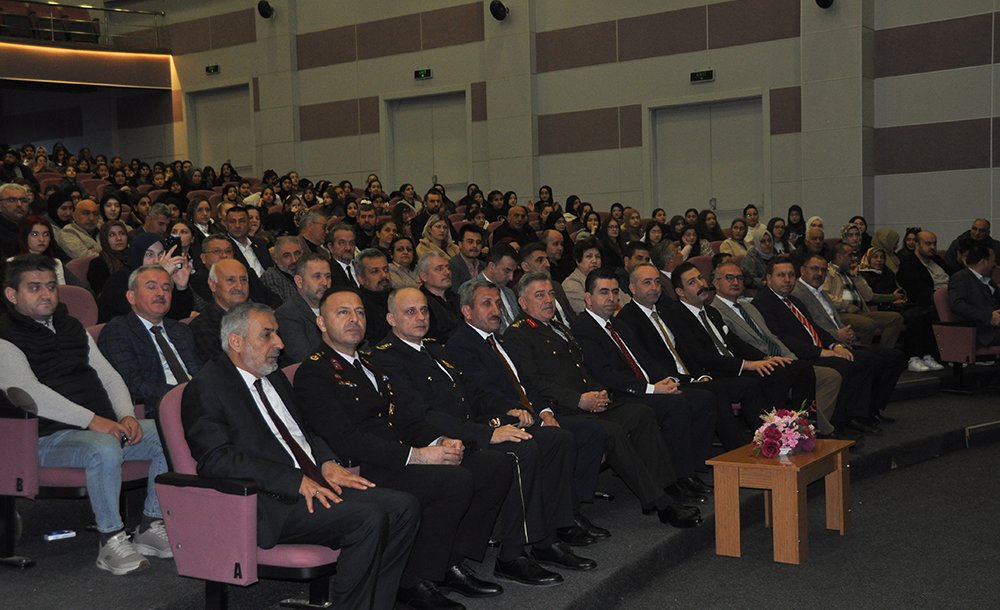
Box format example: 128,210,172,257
806,215,825,232
565,195,582,218
666,215,686,242
740,229,775,288
97,231,194,323
870,228,902,273
46,191,75,236
841,223,863,254
850,215,872,253
897,227,920,262
786,204,806,249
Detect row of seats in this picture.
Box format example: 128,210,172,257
0,1,98,43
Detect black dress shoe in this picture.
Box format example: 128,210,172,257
530,541,597,571
847,418,882,435
658,502,703,528
681,476,713,496
397,580,466,610
556,525,597,547
665,482,706,503
494,555,564,587
438,561,503,598
574,512,611,539
874,411,896,424
834,424,864,441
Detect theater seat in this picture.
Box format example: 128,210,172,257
155,384,340,609
57,285,97,328
65,256,96,291
931,287,1000,394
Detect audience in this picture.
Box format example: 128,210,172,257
189,258,250,362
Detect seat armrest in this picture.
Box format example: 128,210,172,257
0,406,35,419
155,472,257,496
932,321,976,328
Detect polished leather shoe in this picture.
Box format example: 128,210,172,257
665,482,706,503
658,502,702,528
494,555,564,587
574,512,611,539
874,411,896,424
397,580,466,610
847,418,882,435
556,524,597,547
530,541,597,571
681,476,713,496
439,561,503,598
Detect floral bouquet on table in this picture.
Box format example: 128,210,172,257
752,407,816,458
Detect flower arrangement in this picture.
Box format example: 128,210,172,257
752,408,817,458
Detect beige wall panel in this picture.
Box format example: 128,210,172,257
534,62,631,115
801,26,863,82
415,44,486,85
300,137,362,178
487,117,535,160
875,169,991,232
172,47,258,91
256,71,295,112
259,107,296,145
771,181,803,209
874,66,992,129
255,31,295,75
261,141,298,174
801,128,863,180
616,191,644,211
537,149,624,197
297,65,361,106
481,35,533,88
770,133,802,183
471,161,491,188
618,147,644,194
801,78,864,132
487,74,533,120
693,39,801,89
358,133,382,177
799,176,866,220
487,157,535,194
874,0,993,30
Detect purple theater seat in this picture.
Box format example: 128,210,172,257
931,287,1000,393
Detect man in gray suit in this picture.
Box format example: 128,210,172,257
709,260,840,436
275,253,331,364
948,241,1000,347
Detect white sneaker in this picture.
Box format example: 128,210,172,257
907,357,930,372
133,519,173,559
922,355,945,371
96,531,150,575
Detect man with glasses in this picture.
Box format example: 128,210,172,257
0,182,31,259
297,209,331,260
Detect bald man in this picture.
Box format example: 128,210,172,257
898,230,952,308
190,259,250,362
56,198,102,258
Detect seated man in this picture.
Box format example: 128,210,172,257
448,224,484,288
562,238,602,314
0,254,170,575
295,286,518,608
897,230,951,308
948,241,1000,348
190,259,250,363
99,264,201,418
945,218,1000,271
223,205,273,278
824,242,904,348
418,253,463,343
55,197,102,259
181,302,418,609
374,287,593,580
503,271,702,528
476,244,520,334
355,248,393,347
260,236,303,304
275,253,331,364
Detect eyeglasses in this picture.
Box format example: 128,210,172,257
2,196,30,205
722,274,744,283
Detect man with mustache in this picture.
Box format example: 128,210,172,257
98,265,201,418
355,248,393,347
190,258,250,362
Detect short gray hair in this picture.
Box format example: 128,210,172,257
353,247,387,277
516,270,552,297
208,259,246,284
294,252,330,277
0,182,28,196
220,302,274,352
415,253,448,276
300,208,326,229
127,264,173,292
458,278,497,307
274,235,300,250
148,202,171,219
650,241,672,271
628,262,658,285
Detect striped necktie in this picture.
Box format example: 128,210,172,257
733,303,782,357
782,297,822,347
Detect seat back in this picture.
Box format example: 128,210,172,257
86,323,105,343
689,254,713,280
58,285,98,327
0,406,40,498
158,384,196,474
65,256,96,290
932,287,955,322
931,287,976,364
282,363,300,384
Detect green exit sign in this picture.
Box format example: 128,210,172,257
414,68,432,80
205,64,220,75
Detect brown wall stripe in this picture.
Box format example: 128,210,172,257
538,106,643,155
0,43,171,89
471,81,487,122
535,21,617,74
296,25,357,70
163,9,256,55
874,13,992,78
358,96,380,134
770,86,801,135
617,7,706,62
707,0,799,50
421,3,484,51
619,104,642,148
873,118,990,175
357,14,421,61
252,77,260,112
299,98,360,141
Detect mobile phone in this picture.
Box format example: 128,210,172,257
43,530,76,541
163,234,182,252
120,434,129,447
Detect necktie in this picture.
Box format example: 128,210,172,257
550,318,572,344
783,298,822,347
698,310,733,357
252,379,330,490
487,335,534,412
346,263,357,286
351,358,375,389
733,303,782,357
151,326,190,383
605,321,646,381
650,311,689,375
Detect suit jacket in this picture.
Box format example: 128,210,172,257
663,300,765,377
562,268,587,314
329,258,357,288
372,335,508,451
444,322,547,410
571,309,666,397
491,222,539,246
260,266,298,305
752,287,837,360
448,254,479,290
897,253,949,306
710,298,794,358
226,233,274,276
56,222,101,259
422,285,462,343
98,312,201,413
360,288,390,347
181,353,339,548
791,280,842,338
948,267,1000,347
293,341,441,481
275,293,321,365
613,300,703,381
476,271,520,334
189,302,227,363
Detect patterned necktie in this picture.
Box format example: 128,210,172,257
487,335,534,412
253,379,330,490
151,326,190,383
650,311,689,375
699,310,733,357
605,321,646,381
733,303,782,357
782,297,822,347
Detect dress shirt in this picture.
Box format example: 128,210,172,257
334,349,377,389
584,309,655,393
970,267,994,294
236,367,314,468
137,314,190,385
798,278,840,326
679,300,745,374
484,272,516,323
234,237,265,277
919,255,950,290
401,337,453,381
335,259,358,287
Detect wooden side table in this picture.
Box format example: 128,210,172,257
706,439,853,564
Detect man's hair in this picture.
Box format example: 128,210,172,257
0,182,28,196
711,252,732,271
802,253,828,269
225,204,249,218
4,254,55,290
208,259,246,284
711,260,741,282
765,254,795,277
202,234,230,251
300,208,326,229
424,188,441,201
516,270,552,297
965,240,994,266
629,262,658,284
327,222,355,243
670,261,698,292
318,284,362,310
573,237,601,263
650,241,672,271
353,247,387,276
127,264,172,292
623,240,650,260
415,252,448,276
458,278,498,307
358,203,375,215
274,235,300,250
147,202,171,219
518,241,547,264
458,223,483,241
293,252,330,277
585,267,619,294
487,244,518,266
220,302,273,352
542,229,562,245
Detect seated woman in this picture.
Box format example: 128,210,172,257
166,219,195,259
416,213,461,259
696,209,726,242
871,228,902,273
767,217,792,255
667,224,712,261
388,235,420,289
97,232,193,323
46,191,75,238
850,215,873,253
88,221,129,295
187,197,218,245
374,218,398,257
392,201,417,237
841,222,864,254
897,227,920,264
741,230,775,288
720,219,749,256
12,216,83,286
651,207,667,224
786,204,806,248
576,211,602,242
246,206,275,247
99,191,125,229
643,221,668,250
666,214,686,242
597,216,625,269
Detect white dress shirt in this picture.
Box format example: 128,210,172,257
584,309,655,393
137,315,189,385
236,367,314,468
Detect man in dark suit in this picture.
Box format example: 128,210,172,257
518,242,573,326
897,230,951,308
223,205,273,278
475,245,521,334
373,287,593,580
99,265,201,418
419,253,463,343
490,205,539,247
327,223,359,287
502,271,702,528
571,267,715,497
944,218,1000,271
295,286,519,607
445,278,610,543
449,225,484,289
190,259,249,363
181,302,419,610
948,241,1000,347
275,254,331,365
260,236,302,305
190,234,279,311
355,248,392,347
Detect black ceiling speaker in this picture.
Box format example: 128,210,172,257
257,1,275,19
489,1,509,22
816,0,834,8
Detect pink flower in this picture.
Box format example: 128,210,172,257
760,439,780,458
775,409,793,418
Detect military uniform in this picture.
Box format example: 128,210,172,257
295,341,514,583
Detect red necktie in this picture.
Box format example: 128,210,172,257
605,321,645,382
782,298,822,347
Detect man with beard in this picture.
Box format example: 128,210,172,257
56,198,102,259
0,182,30,258
354,203,378,250
190,259,250,362
260,236,303,304
0,149,37,190
276,254,332,364
355,248,393,346
448,224,484,288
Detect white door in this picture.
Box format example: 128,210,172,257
653,98,763,217
188,85,254,176
388,92,467,195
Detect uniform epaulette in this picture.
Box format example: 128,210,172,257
511,319,526,328
374,341,393,351
308,351,323,361
525,318,539,328
421,337,438,344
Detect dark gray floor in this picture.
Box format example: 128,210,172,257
4,389,999,609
